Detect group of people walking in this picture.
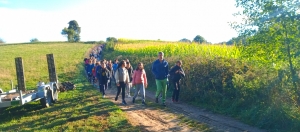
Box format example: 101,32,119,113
84,47,185,107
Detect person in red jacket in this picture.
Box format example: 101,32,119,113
132,62,148,105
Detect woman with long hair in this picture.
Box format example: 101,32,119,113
114,60,130,104
132,62,148,105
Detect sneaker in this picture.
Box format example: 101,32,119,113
142,101,146,105
128,95,131,98
102,95,105,98
162,103,166,107
122,100,127,105
155,97,159,103
132,98,135,103
115,96,118,101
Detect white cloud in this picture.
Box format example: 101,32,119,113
0,0,9,4
0,0,241,43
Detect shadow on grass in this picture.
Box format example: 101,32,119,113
0,69,142,131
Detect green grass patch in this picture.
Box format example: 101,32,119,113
0,43,141,132
178,114,212,132
0,43,92,91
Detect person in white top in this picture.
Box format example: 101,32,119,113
114,60,130,105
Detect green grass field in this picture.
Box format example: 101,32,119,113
0,43,141,131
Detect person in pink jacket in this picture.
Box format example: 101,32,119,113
132,62,148,105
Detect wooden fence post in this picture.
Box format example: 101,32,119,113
47,54,58,82
15,57,26,92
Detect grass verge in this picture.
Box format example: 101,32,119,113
0,43,141,132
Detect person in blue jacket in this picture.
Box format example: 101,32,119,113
151,51,169,106
86,59,95,83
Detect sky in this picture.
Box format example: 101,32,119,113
0,0,242,43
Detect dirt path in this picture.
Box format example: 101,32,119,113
94,83,265,132
104,87,196,132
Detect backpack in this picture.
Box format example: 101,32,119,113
169,66,176,80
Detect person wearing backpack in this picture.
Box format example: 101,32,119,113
114,60,130,105
169,60,185,103
151,51,169,106
97,61,111,98
132,62,148,105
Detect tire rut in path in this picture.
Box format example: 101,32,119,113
144,89,266,132
104,88,195,132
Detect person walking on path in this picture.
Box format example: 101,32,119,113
87,59,95,83
126,61,134,97
151,51,169,106
169,60,185,103
97,61,111,98
107,60,113,88
132,62,148,105
114,60,130,105
112,59,119,84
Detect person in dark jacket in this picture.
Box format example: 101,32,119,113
151,51,169,106
169,60,185,103
97,61,110,98
107,60,113,88
87,59,95,83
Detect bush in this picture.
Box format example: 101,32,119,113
30,38,39,43
103,42,300,131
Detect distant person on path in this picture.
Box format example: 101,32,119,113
151,51,169,106
84,58,89,72
97,61,111,98
92,62,99,84
112,59,119,84
126,61,134,97
132,62,148,105
114,60,130,105
107,60,113,88
169,60,185,103
87,59,95,83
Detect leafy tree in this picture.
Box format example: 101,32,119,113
179,38,191,43
30,38,39,43
0,38,4,44
105,37,118,51
61,20,81,42
99,40,106,44
226,36,247,45
233,0,300,101
106,37,118,43
193,35,206,44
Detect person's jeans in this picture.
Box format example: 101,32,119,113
116,82,126,100
172,80,180,102
155,79,167,103
133,83,145,102
99,82,108,96
126,83,132,96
